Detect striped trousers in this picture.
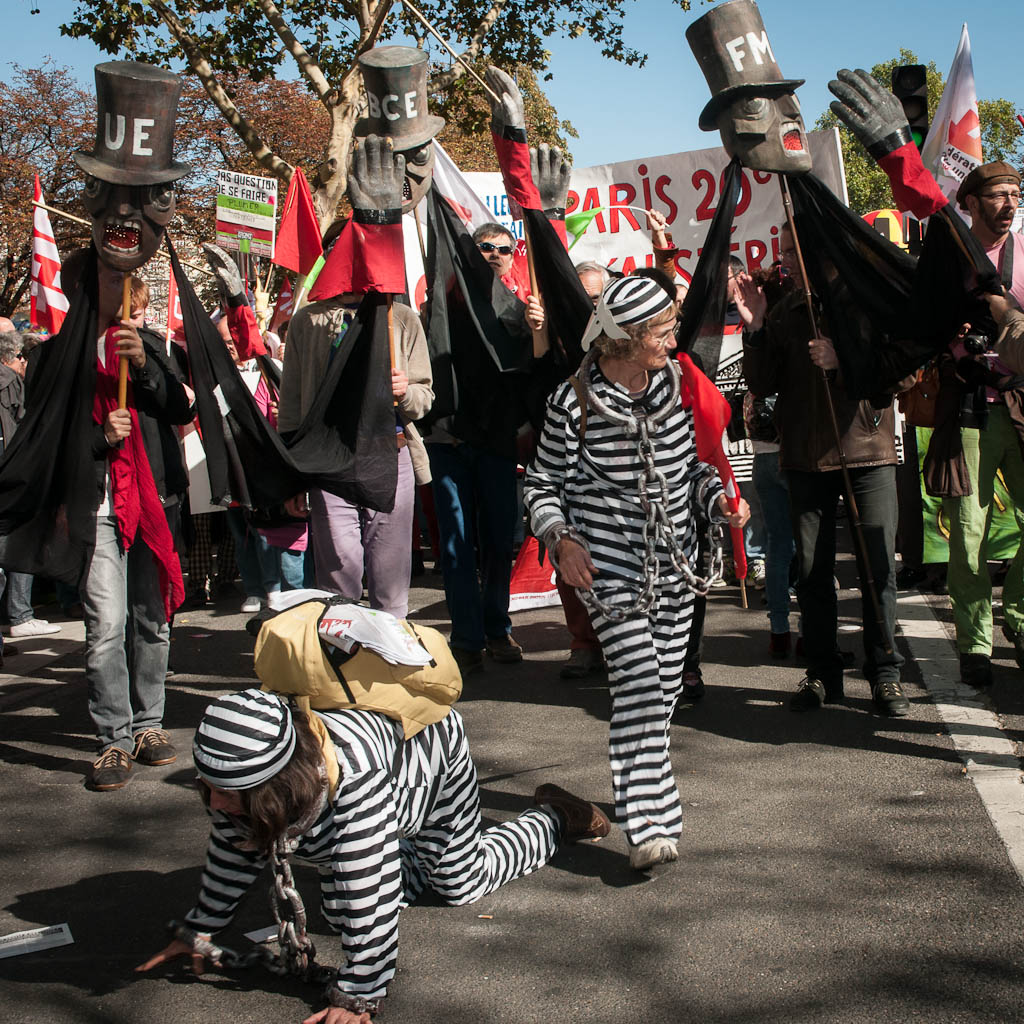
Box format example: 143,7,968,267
387,712,562,908
590,576,694,847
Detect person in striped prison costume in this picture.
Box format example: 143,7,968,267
137,689,608,1022
525,275,747,872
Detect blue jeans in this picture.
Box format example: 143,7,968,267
752,451,795,634
277,547,310,590
0,568,35,625
80,516,170,753
427,443,517,651
740,478,765,561
226,508,280,597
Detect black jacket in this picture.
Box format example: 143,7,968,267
0,364,25,452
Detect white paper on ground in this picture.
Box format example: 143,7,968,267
0,923,73,959
243,925,279,944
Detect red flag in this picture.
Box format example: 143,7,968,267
166,265,185,344
677,352,747,580
309,217,405,300
269,276,293,332
30,175,69,334
273,167,323,276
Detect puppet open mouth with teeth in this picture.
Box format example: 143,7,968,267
687,0,813,175
74,61,191,273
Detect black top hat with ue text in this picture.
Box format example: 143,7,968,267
354,46,446,151
686,0,804,131
74,61,192,186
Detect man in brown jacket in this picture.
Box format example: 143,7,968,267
735,224,909,716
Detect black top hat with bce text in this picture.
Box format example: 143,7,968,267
686,0,804,131
354,46,446,151
74,61,192,186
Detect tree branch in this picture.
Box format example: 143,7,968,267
255,0,336,105
144,0,293,179
428,0,509,92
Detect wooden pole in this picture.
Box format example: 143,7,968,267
522,221,549,358
777,173,893,655
117,276,131,409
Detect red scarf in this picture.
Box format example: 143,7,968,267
92,327,184,620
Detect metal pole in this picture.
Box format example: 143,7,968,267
777,173,894,656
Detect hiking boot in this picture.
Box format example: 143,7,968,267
629,837,679,870
485,634,523,664
534,783,610,843
560,647,604,679
91,747,133,791
789,676,843,712
872,680,910,717
769,631,791,659
451,645,484,677
682,669,705,700
1002,625,1024,671
132,728,177,766
960,652,993,690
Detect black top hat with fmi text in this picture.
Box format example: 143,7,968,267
686,0,804,131
74,61,192,186
355,46,446,151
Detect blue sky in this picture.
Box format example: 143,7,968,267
6,0,1022,167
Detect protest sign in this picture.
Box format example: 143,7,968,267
216,170,278,258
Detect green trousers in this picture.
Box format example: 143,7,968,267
943,405,1024,654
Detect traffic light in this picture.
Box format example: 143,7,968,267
891,65,929,151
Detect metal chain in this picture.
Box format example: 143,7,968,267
572,353,723,623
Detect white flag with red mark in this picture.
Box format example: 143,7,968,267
920,24,983,208
166,265,184,344
30,175,69,334
269,275,293,332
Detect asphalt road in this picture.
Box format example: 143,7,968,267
1,548,1023,1024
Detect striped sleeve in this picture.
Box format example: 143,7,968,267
690,456,725,524
183,814,267,933
523,381,581,550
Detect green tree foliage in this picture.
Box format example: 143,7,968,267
814,48,1023,215
55,0,690,228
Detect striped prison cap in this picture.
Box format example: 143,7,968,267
581,275,675,351
193,688,296,790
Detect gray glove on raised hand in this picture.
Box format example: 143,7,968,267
531,143,572,215
347,134,406,223
828,69,912,160
202,243,246,308
485,66,526,136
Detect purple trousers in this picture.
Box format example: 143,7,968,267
310,445,414,619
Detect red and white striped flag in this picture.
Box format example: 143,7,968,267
30,175,69,334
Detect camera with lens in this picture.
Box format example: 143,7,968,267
962,330,991,355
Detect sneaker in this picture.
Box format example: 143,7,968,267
485,634,523,664
960,652,993,690
240,596,262,614
747,560,767,589
560,647,604,679
132,727,177,766
8,618,60,638
871,680,910,717
91,746,133,791
1002,625,1024,671
183,589,209,609
682,669,705,700
451,645,484,677
769,631,791,659
789,676,843,712
629,837,679,870
534,783,610,843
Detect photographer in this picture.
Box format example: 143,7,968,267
922,163,1024,689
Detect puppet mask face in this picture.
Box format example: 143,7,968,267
399,141,435,214
82,176,176,271
716,90,811,174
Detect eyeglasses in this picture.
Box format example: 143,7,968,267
477,241,514,256
979,190,1022,205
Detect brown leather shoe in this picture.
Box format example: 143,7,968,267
534,783,610,843
132,728,177,766
486,634,523,663
91,746,133,791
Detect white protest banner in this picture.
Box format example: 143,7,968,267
216,170,278,258
562,129,847,279
0,923,74,960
